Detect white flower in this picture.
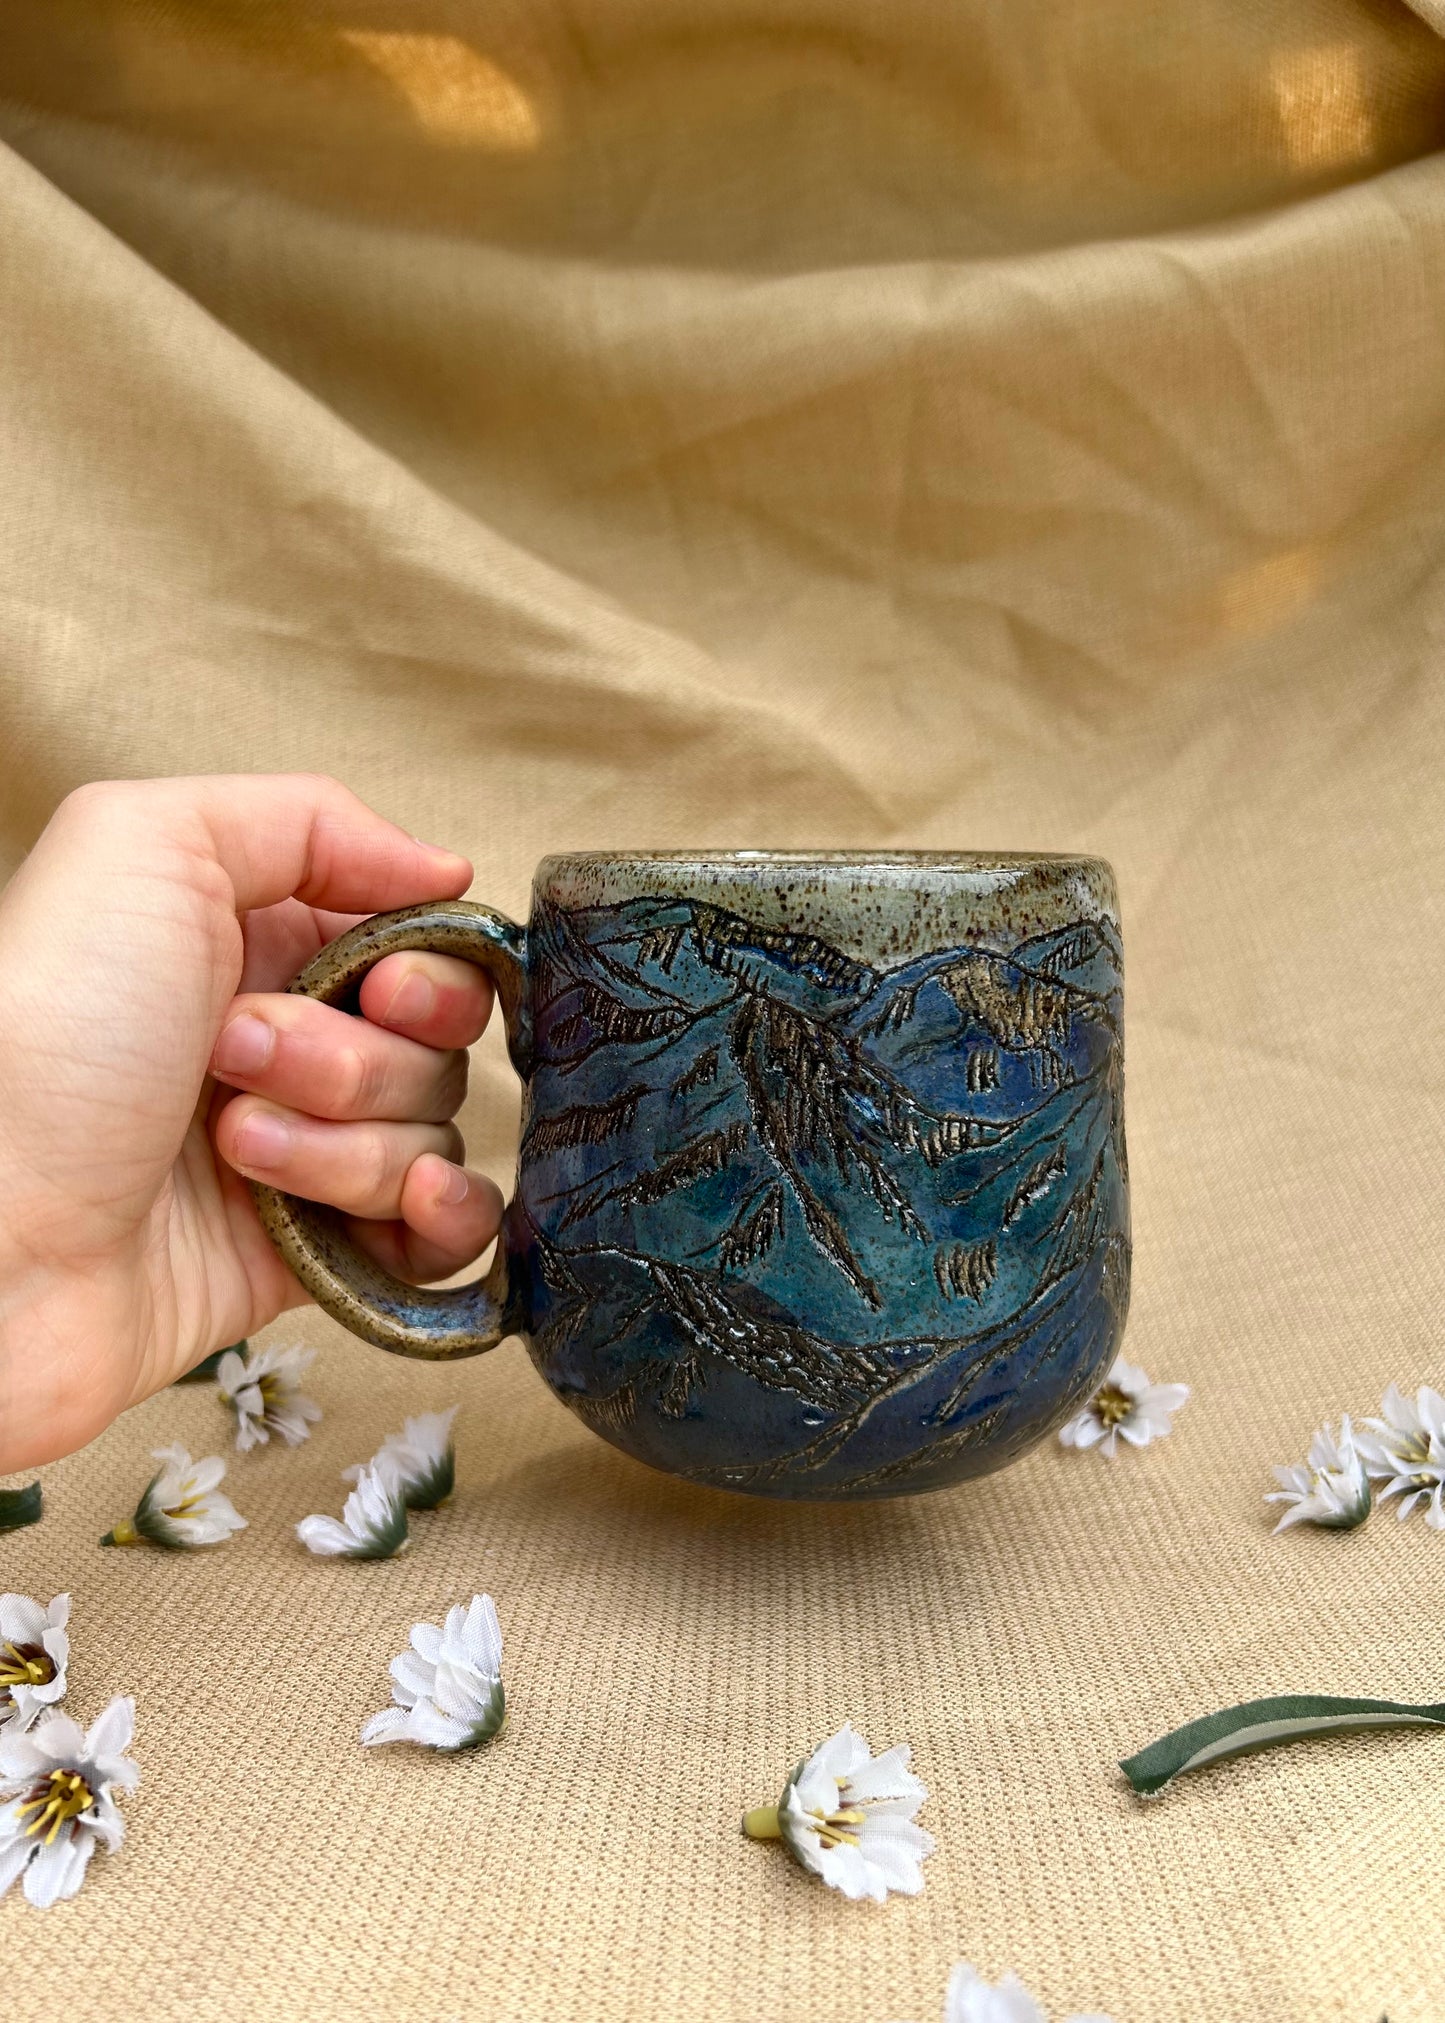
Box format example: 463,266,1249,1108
342,1407,457,1511
1265,1416,1372,1533
297,1459,409,1559
897,1962,1114,2023
0,1597,69,1736
1355,1383,1445,1528
1058,1356,1189,1458
361,1594,506,1750
742,1721,934,1902
101,1446,247,1549
216,1340,321,1452
0,1697,138,1908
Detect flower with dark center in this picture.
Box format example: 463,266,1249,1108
0,1596,69,1735
1058,1356,1190,1460
0,1697,138,1908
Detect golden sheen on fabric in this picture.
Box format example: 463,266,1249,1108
2,3,1444,2018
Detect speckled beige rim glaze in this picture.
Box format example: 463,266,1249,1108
249,847,1126,1501
537,851,1118,966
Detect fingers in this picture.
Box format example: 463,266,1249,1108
346,1156,505,1285
214,1099,503,1286
57,773,473,916
234,899,369,996
210,958,492,1121
214,1095,464,1219
358,951,495,1048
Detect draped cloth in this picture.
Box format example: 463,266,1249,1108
3,5,1444,2016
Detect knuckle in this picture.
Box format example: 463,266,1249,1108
295,769,344,799
58,780,132,828
352,1128,398,1205
337,1042,381,1118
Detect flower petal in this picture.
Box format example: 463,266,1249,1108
360,1708,414,1747
22,1828,93,1907
1108,1359,1149,1396
26,1712,88,1766
854,1821,932,1893
428,1659,484,1723
455,1594,503,1677
843,1744,924,1807
394,1699,475,1750
813,1839,887,1902
0,1594,46,1646
1145,1383,1190,1414
389,1652,435,1705
0,1733,50,1785
214,1350,247,1397
811,1722,873,1783
85,1695,136,1766
296,1516,356,1556
943,1965,1048,2023
1114,1418,1155,1447
411,1621,444,1665
0,1829,34,1899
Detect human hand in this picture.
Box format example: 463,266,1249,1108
0,774,503,1472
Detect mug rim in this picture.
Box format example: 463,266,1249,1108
537,848,1112,871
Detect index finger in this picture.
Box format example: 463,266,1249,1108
359,950,495,1051
70,773,473,917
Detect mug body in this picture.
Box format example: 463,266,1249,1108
506,851,1128,1499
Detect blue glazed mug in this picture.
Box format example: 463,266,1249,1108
253,851,1129,1499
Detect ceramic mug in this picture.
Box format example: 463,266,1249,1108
253,850,1129,1499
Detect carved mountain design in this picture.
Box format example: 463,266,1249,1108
514,890,1128,1498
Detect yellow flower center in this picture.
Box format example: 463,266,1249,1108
0,1641,55,1697
257,1374,287,1413
15,1769,94,1845
1092,1382,1134,1430
744,1790,868,1848
809,1801,866,1849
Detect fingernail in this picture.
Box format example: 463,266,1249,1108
212,1014,274,1078
382,969,435,1026
433,1161,471,1207
234,1111,293,1171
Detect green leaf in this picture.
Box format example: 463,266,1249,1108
0,1481,42,1532
174,1342,244,1384
1121,1694,1445,1797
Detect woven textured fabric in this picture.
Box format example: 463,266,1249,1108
2,3,1444,2017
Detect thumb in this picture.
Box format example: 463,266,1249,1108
68,772,473,916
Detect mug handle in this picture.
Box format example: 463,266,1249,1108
247,899,530,1361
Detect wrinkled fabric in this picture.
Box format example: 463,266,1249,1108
2,4,1443,2017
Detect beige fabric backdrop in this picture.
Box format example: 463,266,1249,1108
3,3,1445,2017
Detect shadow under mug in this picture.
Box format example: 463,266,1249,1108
251,850,1129,1500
